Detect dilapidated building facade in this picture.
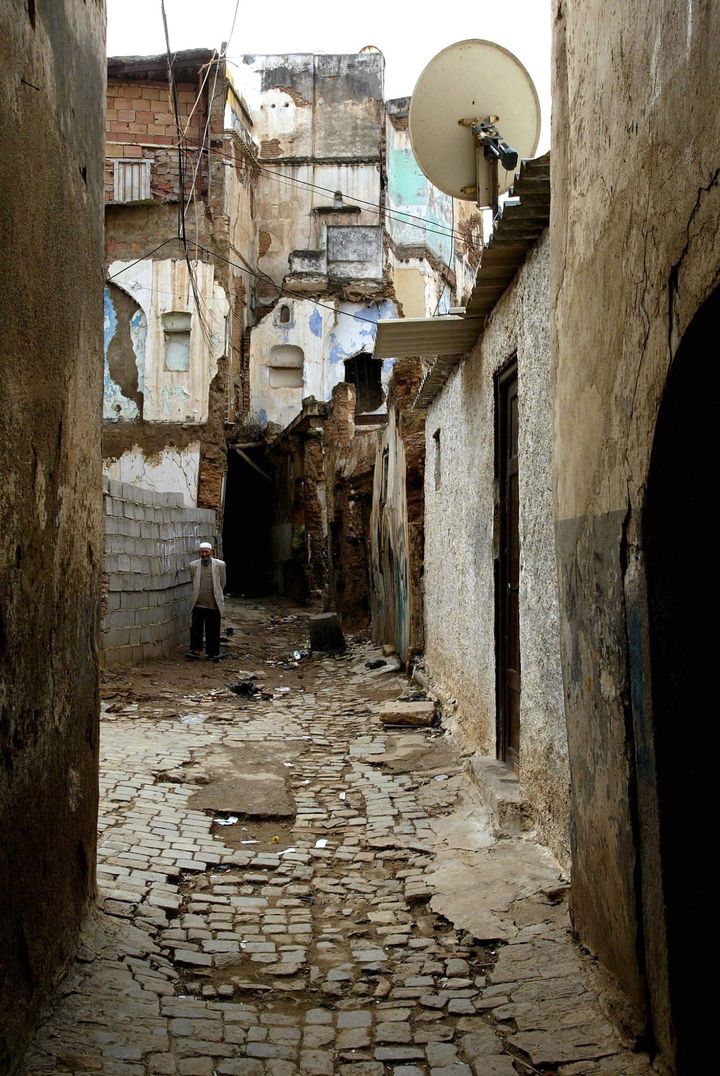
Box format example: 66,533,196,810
103,49,258,515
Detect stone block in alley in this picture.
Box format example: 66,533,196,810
309,612,346,652
379,700,436,727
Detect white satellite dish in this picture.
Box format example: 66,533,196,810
409,39,541,206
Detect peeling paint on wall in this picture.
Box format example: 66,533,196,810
104,284,146,421
250,297,398,430
103,443,201,506
106,258,229,425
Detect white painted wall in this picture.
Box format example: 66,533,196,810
106,258,228,424
249,296,397,430
423,231,569,866
103,443,201,507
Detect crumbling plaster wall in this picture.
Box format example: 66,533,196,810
551,0,720,1046
385,100,479,316
235,53,384,286
102,257,229,511
0,2,106,1070
249,297,396,431
424,232,569,867
105,258,228,424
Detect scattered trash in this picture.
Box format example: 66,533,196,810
365,659,386,670
315,838,328,848
240,840,258,845
228,680,262,698
292,651,302,661
271,835,280,844
215,815,239,826
277,847,296,857
178,713,206,726
339,792,347,801
275,687,291,695
283,762,294,768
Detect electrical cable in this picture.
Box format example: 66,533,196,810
105,137,472,246
190,240,389,326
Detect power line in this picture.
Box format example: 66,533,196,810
160,0,211,342
190,242,389,324
105,236,394,328
106,237,179,279
255,163,472,247
105,137,472,247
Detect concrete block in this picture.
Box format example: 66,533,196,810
309,612,346,653
378,701,436,727
102,474,110,493
107,479,124,499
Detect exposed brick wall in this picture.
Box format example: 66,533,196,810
105,79,208,204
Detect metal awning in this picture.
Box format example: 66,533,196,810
372,315,484,360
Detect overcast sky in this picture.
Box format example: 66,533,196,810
107,0,552,152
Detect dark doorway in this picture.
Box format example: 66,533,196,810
643,287,713,1071
344,353,383,414
495,359,521,771
222,446,273,596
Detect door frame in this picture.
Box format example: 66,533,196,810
494,356,521,771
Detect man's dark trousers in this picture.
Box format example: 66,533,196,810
190,606,221,657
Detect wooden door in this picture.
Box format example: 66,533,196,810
495,360,521,771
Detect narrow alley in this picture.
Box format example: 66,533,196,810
25,601,649,1076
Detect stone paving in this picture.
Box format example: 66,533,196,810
24,600,653,1076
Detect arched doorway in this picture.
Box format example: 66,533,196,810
643,285,715,1070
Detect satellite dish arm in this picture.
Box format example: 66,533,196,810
473,119,519,173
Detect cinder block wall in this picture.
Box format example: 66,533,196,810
102,478,215,664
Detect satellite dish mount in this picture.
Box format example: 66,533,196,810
458,115,519,211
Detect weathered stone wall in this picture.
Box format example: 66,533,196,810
0,2,106,1069
102,479,216,665
424,232,570,867
551,0,720,1060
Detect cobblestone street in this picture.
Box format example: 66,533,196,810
24,600,651,1076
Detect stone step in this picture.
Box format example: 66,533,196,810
465,756,532,837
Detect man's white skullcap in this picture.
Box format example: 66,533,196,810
199,542,212,550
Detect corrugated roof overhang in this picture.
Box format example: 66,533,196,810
373,315,484,360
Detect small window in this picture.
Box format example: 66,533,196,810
433,429,441,491
113,159,151,203
269,344,304,389
279,304,291,324
162,311,192,371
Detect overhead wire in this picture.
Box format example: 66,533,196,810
105,136,472,246
160,0,212,343
188,242,387,324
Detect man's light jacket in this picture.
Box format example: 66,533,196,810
189,557,226,615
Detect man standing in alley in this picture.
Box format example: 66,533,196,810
188,541,226,660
